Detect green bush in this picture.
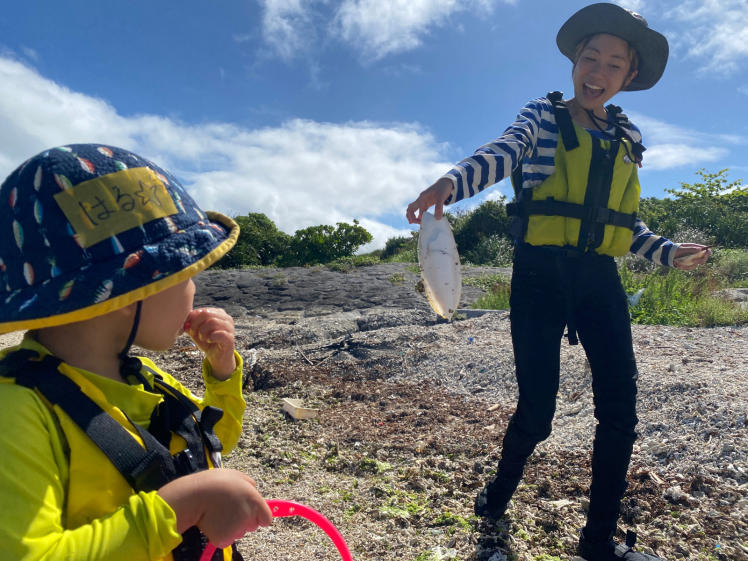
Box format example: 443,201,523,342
619,258,748,327
380,234,418,262
639,169,747,248
709,248,748,287
327,254,380,272
462,234,514,266
215,213,291,269
466,254,748,326
464,274,512,310
450,199,513,258
282,220,373,266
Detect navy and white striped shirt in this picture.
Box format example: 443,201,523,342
442,96,679,267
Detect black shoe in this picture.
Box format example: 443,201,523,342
578,530,666,561
473,476,515,520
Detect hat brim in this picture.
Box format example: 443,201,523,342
556,3,668,91
0,211,238,334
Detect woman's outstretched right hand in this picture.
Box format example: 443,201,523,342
406,177,454,224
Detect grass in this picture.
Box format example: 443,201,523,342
326,255,380,272
460,250,747,326
464,274,512,310
619,250,748,326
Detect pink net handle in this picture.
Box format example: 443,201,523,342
198,499,353,561
266,500,353,561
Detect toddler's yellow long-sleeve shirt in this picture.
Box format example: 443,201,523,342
0,334,245,561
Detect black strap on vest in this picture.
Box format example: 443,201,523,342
2,350,177,491
510,91,578,197
606,103,646,164
0,349,238,561
548,91,579,151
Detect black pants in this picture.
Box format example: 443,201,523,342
500,244,639,540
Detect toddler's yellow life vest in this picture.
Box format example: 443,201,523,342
509,92,641,256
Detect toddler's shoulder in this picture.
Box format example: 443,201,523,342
0,379,56,428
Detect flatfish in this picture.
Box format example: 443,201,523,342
673,247,710,267
418,211,461,319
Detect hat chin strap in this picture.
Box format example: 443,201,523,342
118,301,143,377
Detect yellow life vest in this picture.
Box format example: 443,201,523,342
510,93,641,257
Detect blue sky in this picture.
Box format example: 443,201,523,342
1,0,746,251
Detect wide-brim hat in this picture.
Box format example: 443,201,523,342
0,144,239,334
557,2,669,91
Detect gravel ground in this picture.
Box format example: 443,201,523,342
189,266,748,561
2,264,745,561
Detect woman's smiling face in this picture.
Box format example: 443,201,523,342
572,33,638,111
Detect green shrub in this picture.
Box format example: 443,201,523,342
327,254,380,272
466,255,748,326
450,199,512,258
281,220,373,266
216,212,291,268
380,234,418,262
462,234,514,266
465,274,512,310
639,169,747,248
620,256,748,326
709,248,748,287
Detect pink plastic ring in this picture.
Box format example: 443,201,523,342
199,499,353,561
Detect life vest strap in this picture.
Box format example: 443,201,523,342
547,91,579,151
507,199,637,230
1,349,176,491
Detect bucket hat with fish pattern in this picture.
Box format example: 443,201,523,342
0,144,238,334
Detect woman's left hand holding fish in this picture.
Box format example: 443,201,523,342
673,243,712,270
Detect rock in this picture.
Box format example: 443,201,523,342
664,485,692,504
715,288,748,310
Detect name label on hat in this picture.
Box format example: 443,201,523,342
54,167,179,248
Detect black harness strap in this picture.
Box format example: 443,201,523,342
515,199,637,230
606,103,646,165
548,91,579,151
576,136,619,253
1,350,176,491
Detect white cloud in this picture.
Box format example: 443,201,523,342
663,0,748,74
255,0,507,63
257,0,324,61
0,55,451,250
332,0,510,61
613,0,645,12
628,110,741,170
642,144,727,170
356,218,413,253
333,0,460,61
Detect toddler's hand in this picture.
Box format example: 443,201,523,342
158,469,273,548
183,307,236,379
